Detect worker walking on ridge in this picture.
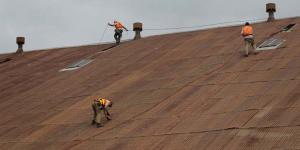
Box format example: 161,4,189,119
91,98,113,128
108,20,129,45
241,22,258,57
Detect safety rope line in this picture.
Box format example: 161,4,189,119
128,18,267,31
99,17,285,45
100,24,109,43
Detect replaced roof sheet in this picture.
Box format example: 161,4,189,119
256,37,285,51
60,59,93,72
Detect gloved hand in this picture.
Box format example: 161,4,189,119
98,105,103,110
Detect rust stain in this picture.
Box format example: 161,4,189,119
0,17,300,149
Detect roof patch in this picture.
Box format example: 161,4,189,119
282,24,296,32
256,37,285,51
0,58,12,64
60,59,93,72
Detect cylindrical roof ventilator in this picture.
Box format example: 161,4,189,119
266,3,276,22
16,37,25,54
133,22,143,40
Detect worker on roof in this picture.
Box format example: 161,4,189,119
108,20,129,45
91,98,113,128
241,22,258,57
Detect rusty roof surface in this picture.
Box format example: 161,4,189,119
1,17,300,150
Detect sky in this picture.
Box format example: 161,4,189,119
0,0,299,54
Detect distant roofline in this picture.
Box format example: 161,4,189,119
1,16,299,55
144,16,299,39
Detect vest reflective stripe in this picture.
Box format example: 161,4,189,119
115,22,123,29
243,26,253,36
99,98,106,106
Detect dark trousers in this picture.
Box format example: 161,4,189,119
92,104,111,124
114,29,123,44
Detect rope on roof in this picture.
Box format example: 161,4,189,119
128,18,267,31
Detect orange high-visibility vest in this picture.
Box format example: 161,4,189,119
242,26,253,36
96,98,106,106
115,22,124,29
100,99,106,106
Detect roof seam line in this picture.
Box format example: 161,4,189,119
86,124,300,141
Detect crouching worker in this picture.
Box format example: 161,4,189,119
91,98,113,128
241,22,258,57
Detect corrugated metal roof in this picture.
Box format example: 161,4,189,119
0,17,300,150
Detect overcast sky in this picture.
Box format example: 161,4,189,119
0,0,299,54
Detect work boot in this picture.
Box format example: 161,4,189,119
91,120,96,125
106,116,112,121
96,123,103,128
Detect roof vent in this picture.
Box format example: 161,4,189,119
282,24,296,32
266,3,276,22
256,37,284,51
133,22,143,40
16,37,25,54
60,59,93,72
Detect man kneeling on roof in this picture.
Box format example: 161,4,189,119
241,22,258,57
91,98,113,128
